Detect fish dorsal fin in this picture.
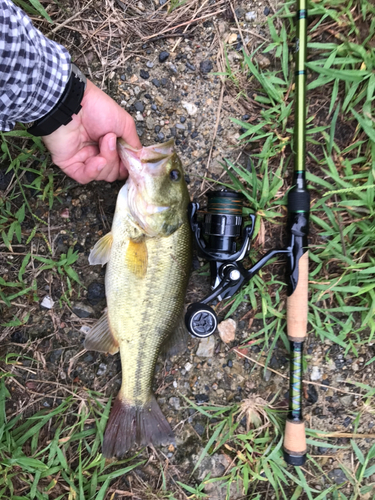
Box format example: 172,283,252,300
84,310,119,354
125,239,148,278
88,232,113,266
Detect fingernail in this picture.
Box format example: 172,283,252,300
97,163,106,172
109,136,117,151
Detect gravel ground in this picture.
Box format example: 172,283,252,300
1,0,375,498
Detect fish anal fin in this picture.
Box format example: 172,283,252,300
89,232,113,266
161,315,189,358
103,394,174,458
84,311,119,354
125,239,148,277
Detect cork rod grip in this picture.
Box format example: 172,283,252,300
287,251,308,342
284,420,307,459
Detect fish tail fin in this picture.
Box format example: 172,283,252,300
102,394,174,458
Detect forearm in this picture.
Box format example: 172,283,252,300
0,0,71,131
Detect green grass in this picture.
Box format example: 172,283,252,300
0,377,145,499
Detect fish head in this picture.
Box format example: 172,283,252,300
118,139,190,237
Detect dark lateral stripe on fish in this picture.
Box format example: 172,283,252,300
103,395,175,457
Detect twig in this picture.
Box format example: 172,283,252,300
200,84,225,191
229,0,249,56
143,9,226,40
50,0,96,33
233,349,364,397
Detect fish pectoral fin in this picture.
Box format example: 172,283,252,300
161,315,190,358
84,311,119,354
88,232,113,266
125,239,148,277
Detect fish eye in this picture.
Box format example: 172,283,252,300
170,170,180,181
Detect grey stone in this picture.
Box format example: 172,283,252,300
134,101,145,112
340,395,353,407
328,468,347,485
97,363,107,376
72,302,94,318
169,397,180,410
146,61,154,68
159,51,169,63
200,60,213,74
196,336,215,357
263,369,272,382
146,116,155,130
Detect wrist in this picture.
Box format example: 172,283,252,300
28,64,87,137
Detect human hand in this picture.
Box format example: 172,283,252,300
42,80,142,184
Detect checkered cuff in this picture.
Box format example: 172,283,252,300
0,0,71,131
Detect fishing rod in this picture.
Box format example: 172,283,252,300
282,0,309,466
184,0,309,467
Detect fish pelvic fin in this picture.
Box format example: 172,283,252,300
84,311,119,354
102,394,175,458
161,315,189,358
125,239,148,278
89,232,113,266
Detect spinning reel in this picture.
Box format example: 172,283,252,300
185,190,293,338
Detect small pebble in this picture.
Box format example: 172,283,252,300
120,74,126,81
218,318,236,343
140,69,149,79
310,366,322,381
146,61,154,68
169,396,180,410
41,295,54,310
151,104,157,111
166,62,178,74
135,111,144,121
264,6,270,15
87,282,105,306
159,51,169,63
195,394,209,404
245,11,257,21
200,59,213,74
196,336,215,357
11,330,27,344
134,101,145,112
160,78,168,86
184,362,193,372
97,363,107,376
154,125,161,133
180,116,186,123
144,93,152,100
227,360,233,368
186,62,196,71
191,131,199,139
176,123,185,130
151,78,160,87
157,132,165,141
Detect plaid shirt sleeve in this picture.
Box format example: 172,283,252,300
0,0,71,131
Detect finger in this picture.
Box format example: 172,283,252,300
61,156,106,184
95,133,121,182
120,112,142,150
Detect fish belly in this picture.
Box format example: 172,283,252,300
106,222,191,405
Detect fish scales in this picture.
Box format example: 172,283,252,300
107,222,191,405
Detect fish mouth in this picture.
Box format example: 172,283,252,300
118,139,175,175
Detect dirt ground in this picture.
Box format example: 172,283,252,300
1,0,375,498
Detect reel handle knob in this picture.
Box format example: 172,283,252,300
185,303,218,338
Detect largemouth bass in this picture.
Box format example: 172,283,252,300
85,139,191,458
